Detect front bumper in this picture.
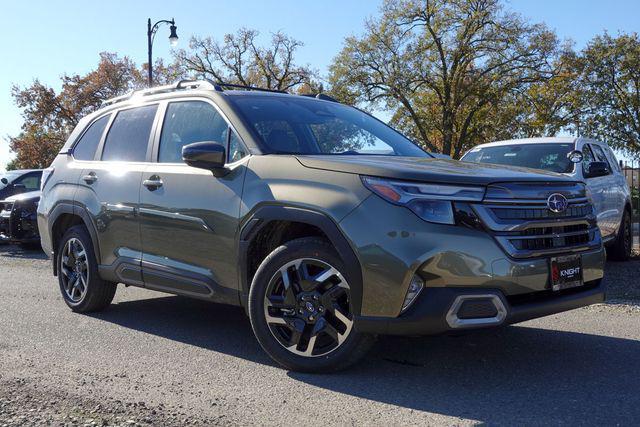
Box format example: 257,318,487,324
354,279,605,335
339,194,606,331
0,206,40,244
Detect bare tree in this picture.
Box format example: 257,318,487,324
175,28,317,92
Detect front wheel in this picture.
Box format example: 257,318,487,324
609,210,632,261
248,237,374,372
57,225,117,312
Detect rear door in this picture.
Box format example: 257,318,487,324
76,104,159,281
138,98,249,300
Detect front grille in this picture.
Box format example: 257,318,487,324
492,204,591,220
472,182,600,259
510,224,593,251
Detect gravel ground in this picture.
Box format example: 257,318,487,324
0,244,639,426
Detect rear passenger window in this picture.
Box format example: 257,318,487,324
159,101,229,163
73,115,110,161
102,105,158,162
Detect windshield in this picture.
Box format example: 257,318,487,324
462,143,576,173
0,172,21,190
230,96,429,157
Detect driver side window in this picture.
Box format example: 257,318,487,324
159,101,229,163
13,173,41,191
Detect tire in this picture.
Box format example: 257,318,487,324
248,237,375,373
57,225,117,312
609,210,632,261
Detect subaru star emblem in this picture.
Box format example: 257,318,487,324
547,193,568,213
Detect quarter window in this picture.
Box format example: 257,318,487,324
102,105,158,162
73,115,110,161
228,130,247,162
159,101,229,163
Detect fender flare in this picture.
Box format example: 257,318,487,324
48,202,102,274
238,204,364,315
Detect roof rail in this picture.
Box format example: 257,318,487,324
100,79,337,108
100,79,219,107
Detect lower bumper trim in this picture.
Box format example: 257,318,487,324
354,280,605,336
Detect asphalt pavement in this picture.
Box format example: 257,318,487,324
1,244,639,426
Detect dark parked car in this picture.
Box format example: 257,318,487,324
0,170,43,246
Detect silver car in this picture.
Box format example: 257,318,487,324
462,137,633,260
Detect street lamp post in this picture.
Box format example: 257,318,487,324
147,18,179,87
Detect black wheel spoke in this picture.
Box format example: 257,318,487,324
320,283,347,308
286,318,306,348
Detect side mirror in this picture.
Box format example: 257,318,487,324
0,177,7,185
584,161,610,178
182,141,227,175
567,150,583,163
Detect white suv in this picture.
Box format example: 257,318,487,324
462,137,633,260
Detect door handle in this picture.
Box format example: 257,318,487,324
143,176,163,191
82,172,98,184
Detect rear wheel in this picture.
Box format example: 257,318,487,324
57,225,117,312
609,210,632,261
248,237,374,372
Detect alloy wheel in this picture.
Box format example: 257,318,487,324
263,258,353,357
60,237,89,303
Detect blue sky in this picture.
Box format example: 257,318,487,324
2,0,640,170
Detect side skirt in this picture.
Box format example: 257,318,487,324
98,258,240,306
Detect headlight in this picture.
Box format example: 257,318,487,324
362,176,485,224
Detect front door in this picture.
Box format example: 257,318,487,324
582,144,617,240
139,99,248,301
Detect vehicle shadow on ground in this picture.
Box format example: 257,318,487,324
0,243,48,260
93,294,640,424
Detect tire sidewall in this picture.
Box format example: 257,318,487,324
248,238,367,372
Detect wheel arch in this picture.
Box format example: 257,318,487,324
238,205,364,315
49,203,101,276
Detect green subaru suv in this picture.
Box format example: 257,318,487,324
38,80,605,372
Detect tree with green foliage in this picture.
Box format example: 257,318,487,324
577,32,640,158
329,0,562,157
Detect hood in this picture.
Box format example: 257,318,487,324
295,155,576,185
3,191,41,203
